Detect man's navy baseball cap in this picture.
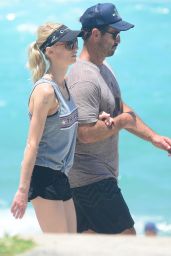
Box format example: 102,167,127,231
80,3,134,31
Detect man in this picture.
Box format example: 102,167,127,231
144,222,158,236
67,3,171,235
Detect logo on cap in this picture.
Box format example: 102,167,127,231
60,28,69,34
51,35,58,42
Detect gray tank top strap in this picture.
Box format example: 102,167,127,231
33,78,70,109
47,79,71,108
28,78,56,104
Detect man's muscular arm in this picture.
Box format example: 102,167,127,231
78,112,136,144
123,102,171,153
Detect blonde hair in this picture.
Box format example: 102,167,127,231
27,22,63,83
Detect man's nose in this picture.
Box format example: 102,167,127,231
115,34,120,44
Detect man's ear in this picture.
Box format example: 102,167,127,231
91,28,101,40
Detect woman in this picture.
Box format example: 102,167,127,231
11,22,81,233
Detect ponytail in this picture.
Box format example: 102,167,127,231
27,42,50,83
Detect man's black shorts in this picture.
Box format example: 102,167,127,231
71,178,134,234
28,165,72,202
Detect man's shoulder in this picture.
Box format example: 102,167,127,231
101,62,116,77
70,59,99,74
67,59,100,86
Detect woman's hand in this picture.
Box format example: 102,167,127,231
11,189,28,219
99,111,114,127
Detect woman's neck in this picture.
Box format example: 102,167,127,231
45,65,68,87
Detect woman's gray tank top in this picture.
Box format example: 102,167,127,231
29,78,78,175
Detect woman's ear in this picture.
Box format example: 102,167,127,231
45,46,53,57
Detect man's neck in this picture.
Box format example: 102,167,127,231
80,46,104,66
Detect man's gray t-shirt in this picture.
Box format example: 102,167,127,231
67,59,122,188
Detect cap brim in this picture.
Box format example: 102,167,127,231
58,30,82,42
110,20,134,31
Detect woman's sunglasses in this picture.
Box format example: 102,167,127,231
56,38,78,50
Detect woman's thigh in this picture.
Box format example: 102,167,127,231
32,197,68,233
64,198,77,233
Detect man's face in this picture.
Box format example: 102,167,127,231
98,27,120,57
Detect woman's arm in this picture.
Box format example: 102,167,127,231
11,84,56,219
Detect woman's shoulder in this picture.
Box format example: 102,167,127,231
34,81,55,96
31,81,56,106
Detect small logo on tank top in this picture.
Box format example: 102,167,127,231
60,108,78,129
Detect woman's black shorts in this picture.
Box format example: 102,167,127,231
71,178,134,234
28,165,72,202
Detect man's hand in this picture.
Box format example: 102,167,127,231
151,134,171,156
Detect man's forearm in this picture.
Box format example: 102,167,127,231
123,103,156,142
78,120,118,143
126,120,156,142
78,112,136,144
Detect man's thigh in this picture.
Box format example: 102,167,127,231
71,178,134,234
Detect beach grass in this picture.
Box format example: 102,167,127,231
0,234,35,256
